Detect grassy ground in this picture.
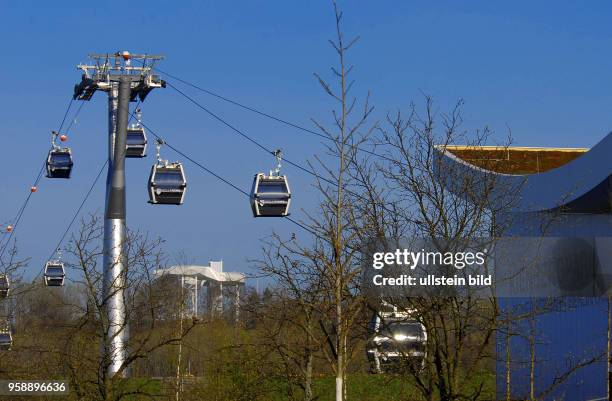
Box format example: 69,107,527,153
0,372,494,401
134,371,494,401
290,371,494,401
309,374,425,401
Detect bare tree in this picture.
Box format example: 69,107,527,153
256,3,375,401
350,96,507,400
57,214,198,401
308,5,375,400
253,234,327,401
346,95,606,401
0,230,29,376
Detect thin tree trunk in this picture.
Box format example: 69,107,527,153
175,277,185,401
305,351,313,401
506,314,511,401
529,307,536,401
335,282,344,401
175,327,183,401
607,295,611,401
335,7,347,398
304,316,314,401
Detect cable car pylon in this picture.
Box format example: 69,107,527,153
72,51,165,378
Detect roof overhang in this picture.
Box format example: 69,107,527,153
433,133,611,213
154,265,246,284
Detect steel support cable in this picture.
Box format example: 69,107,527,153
46,160,108,263
152,65,395,164
0,181,39,259
136,63,402,237
166,82,405,225
58,98,75,134
32,159,109,281
141,62,408,225
166,82,340,188
0,98,79,260
137,118,321,238
64,100,86,135
36,103,141,278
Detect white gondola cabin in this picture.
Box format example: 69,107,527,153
250,173,291,217
148,162,187,205
44,261,66,287
126,127,147,158
46,148,73,179
126,109,147,158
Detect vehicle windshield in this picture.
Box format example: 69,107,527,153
127,131,145,144
155,170,183,186
51,153,72,165
378,321,424,339
258,182,287,194
46,267,64,276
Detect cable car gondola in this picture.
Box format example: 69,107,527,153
126,108,147,158
46,131,73,179
0,274,9,299
0,321,12,351
44,260,66,287
148,139,187,205
366,307,427,374
250,150,291,217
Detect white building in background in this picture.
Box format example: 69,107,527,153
154,261,246,319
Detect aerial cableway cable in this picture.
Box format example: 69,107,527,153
47,159,108,262
34,103,141,281
33,158,108,282
63,100,85,135
137,119,320,238
136,63,412,225
0,97,82,261
165,81,403,224
150,65,394,164
166,82,339,188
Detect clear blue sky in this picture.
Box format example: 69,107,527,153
1,0,611,279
